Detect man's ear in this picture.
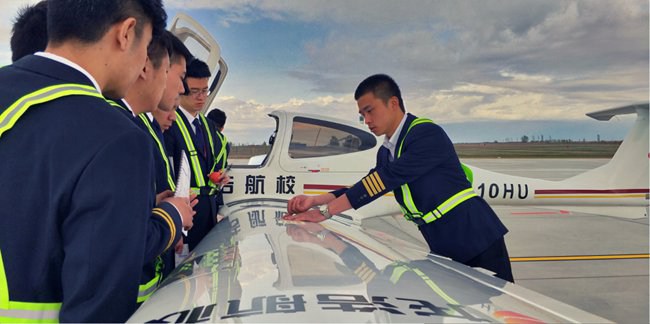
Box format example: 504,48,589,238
388,96,400,111
116,17,138,51
139,57,150,80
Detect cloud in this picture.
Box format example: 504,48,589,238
0,0,645,142
212,94,359,144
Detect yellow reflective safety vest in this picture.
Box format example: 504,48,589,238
174,112,218,195
211,130,229,172
138,114,176,192
397,118,477,225
0,83,104,323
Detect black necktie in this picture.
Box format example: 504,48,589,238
192,119,207,158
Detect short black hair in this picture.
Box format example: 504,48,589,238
186,58,211,79
207,108,227,129
147,32,172,69
47,0,166,45
168,31,193,65
354,74,405,112
11,0,48,62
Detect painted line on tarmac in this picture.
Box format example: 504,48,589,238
510,253,650,262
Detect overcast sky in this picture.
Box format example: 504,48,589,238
0,0,647,144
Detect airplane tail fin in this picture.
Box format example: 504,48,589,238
566,103,648,189
549,103,649,218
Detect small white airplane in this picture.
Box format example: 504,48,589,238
216,103,648,221
127,14,648,323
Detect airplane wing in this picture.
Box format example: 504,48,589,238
128,200,611,323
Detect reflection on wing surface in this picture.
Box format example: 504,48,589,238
129,200,611,323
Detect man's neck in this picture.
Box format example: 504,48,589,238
386,112,406,139
123,92,149,115
46,43,109,94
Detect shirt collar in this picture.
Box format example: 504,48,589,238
179,106,197,124
35,52,102,93
120,99,137,117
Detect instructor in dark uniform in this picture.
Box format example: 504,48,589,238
0,1,192,322
284,74,513,282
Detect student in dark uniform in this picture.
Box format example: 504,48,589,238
165,59,230,251
284,74,513,282
206,108,230,218
153,32,194,279
10,0,48,62
0,1,193,322
111,30,197,305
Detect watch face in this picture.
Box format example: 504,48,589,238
319,205,330,218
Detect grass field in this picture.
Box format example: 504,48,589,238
230,141,622,159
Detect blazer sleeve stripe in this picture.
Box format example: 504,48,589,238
369,172,385,192
152,208,176,251
361,177,377,197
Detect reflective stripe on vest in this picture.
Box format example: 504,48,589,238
106,99,127,111
137,257,163,304
1,85,103,321
1,250,61,323
174,113,218,193
0,84,102,138
174,112,207,188
397,118,476,223
388,264,459,306
212,131,228,171
138,114,176,191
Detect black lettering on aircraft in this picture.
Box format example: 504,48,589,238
222,176,234,194
276,175,296,194
146,304,215,323
248,210,267,228
477,183,529,200
221,294,306,319
230,218,241,235
144,295,494,322
245,175,265,194
275,211,285,226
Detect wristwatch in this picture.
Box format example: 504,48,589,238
316,230,330,241
318,204,332,219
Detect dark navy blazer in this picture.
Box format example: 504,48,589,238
134,114,176,194
335,113,508,262
0,55,180,322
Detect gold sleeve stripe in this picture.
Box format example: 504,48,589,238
361,271,377,283
354,264,376,283
371,172,386,191
368,173,384,193
365,175,380,195
152,209,175,251
153,208,176,251
361,177,377,197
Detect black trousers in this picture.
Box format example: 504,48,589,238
465,237,514,282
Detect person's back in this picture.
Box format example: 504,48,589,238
0,0,168,322
0,50,154,324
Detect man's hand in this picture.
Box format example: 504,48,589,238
163,195,197,230
156,190,174,205
218,174,231,187
287,195,315,214
282,209,328,223
174,236,184,254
